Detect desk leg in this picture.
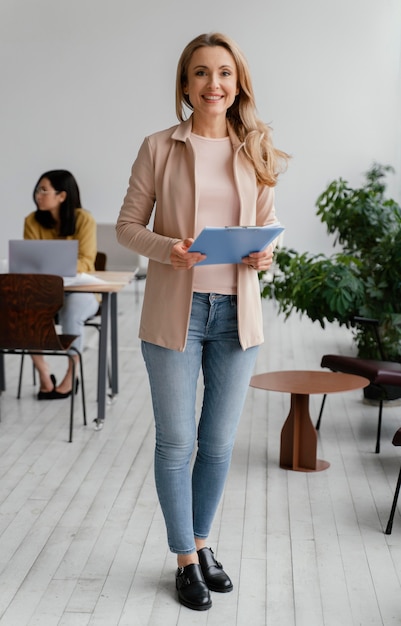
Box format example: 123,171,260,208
95,292,110,426
110,292,118,396
280,393,329,472
0,353,5,392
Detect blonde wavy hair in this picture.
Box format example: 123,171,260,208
176,32,290,187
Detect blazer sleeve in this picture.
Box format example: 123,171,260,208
256,184,276,227
255,184,281,251
116,138,180,264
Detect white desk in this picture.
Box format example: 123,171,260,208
65,271,135,426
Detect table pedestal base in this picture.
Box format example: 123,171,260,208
280,393,330,472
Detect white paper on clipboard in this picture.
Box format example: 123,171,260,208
188,224,284,265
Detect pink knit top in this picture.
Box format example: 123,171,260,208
191,133,240,294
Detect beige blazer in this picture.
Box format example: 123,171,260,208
116,117,278,351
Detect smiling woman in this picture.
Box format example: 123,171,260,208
116,32,290,612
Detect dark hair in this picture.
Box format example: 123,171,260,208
33,169,82,236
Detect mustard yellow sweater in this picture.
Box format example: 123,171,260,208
24,208,97,273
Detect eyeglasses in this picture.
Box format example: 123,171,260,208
35,186,59,195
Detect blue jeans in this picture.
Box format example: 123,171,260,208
58,292,99,352
141,292,259,554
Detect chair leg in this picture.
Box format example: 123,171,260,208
68,356,76,443
77,351,87,426
375,400,383,454
385,465,401,534
17,353,37,398
68,349,87,442
317,387,382,453
316,394,327,430
17,353,25,398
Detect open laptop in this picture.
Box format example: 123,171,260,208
8,240,78,277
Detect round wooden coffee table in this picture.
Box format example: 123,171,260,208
250,370,369,472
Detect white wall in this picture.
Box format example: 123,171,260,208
1,0,400,261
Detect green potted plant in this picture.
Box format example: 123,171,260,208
262,164,401,369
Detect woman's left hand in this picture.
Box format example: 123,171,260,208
242,244,274,272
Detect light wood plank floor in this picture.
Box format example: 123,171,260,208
1,286,401,625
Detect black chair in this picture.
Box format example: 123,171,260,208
0,274,86,442
84,251,107,333
317,317,401,453
84,252,112,394
94,251,107,271
385,427,401,534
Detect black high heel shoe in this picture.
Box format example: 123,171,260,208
37,374,57,400
37,377,79,400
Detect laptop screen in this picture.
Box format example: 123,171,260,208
8,240,78,277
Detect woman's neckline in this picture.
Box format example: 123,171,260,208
190,132,230,141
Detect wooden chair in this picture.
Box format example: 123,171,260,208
317,317,401,453
19,251,107,395
385,427,401,534
0,274,86,442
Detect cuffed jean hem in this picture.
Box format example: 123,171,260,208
169,546,198,556
169,533,211,556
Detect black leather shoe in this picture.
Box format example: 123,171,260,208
176,563,212,611
197,547,233,593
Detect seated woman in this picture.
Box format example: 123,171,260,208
24,169,99,399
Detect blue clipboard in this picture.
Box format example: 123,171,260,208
188,224,284,265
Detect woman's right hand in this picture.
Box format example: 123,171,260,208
170,238,206,270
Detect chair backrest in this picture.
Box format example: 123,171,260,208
352,316,387,360
0,274,65,351
95,251,107,271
